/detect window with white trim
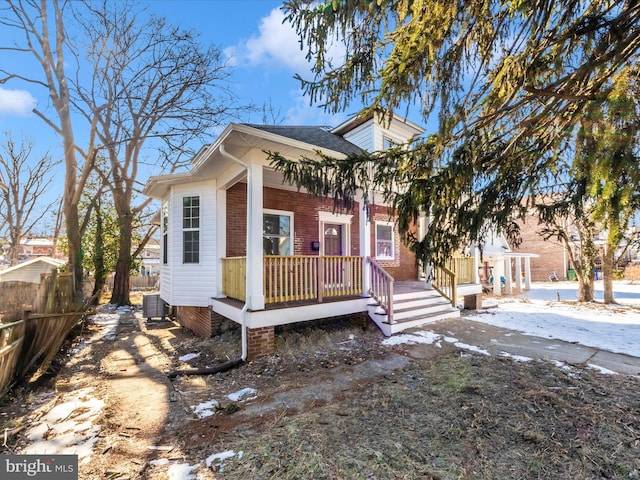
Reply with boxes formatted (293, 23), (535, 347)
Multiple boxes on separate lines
(375, 221), (394, 259)
(263, 210), (293, 255)
(182, 196), (200, 263)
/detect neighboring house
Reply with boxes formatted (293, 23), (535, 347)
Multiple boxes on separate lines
(144, 114), (487, 359)
(0, 257), (65, 284)
(137, 238), (161, 276)
(477, 228), (538, 295)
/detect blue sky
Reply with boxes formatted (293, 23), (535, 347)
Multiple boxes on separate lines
(0, 1), (422, 233)
(0, 1), (356, 137)
(0, 1), (361, 191)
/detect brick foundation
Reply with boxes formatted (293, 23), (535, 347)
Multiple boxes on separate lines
(176, 306), (216, 338)
(247, 326), (275, 360)
(463, 293), (483, 310)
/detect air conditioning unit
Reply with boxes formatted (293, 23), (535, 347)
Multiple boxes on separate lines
(142, 293), (168, 321)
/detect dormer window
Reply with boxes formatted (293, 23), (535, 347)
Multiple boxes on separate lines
(383, 136), (397, 150)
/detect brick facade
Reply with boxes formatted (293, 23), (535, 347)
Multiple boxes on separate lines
(370, 204), (419, 281)
(247, 326), (275, 359)
(511, 214), (569, 282)
(226, 184), (418, 281)
(227, 183), (359, 257)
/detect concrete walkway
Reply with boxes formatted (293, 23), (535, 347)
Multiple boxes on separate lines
(411, 317), (640, 376)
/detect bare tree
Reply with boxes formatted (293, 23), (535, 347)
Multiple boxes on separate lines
(0, 133), (57, 265)
(1, 0), (98, 298)
(1, 0), (242, 305)
(73, 0), (238, 305)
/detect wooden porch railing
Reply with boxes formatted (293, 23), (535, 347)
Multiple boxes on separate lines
(432, 265), (457, 306)
(221, 257), (247, 302)
(432, 256), (476, 306)
(368, 257), (394, 323)
(221, 256), (364, 304)
(448, 256), (476, 284)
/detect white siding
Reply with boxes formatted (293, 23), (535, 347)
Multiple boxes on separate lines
(162, 180), (217, 307)
(342, 120), (374, 151)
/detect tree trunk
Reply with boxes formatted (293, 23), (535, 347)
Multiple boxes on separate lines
(577, 273), (595, 302)
(602, 244), (616, 304)
(65, 199), (84, 304)
(110, 211), (133, 306)
(90, 202), (106, 304)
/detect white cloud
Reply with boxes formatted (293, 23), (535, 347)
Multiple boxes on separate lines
(227, 7), (345, 74)
(0, 87), (36, 116)
(284, 89), (353, 126)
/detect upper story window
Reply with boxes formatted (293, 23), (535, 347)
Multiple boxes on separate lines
(383, 136), (398, 150)
(162, 203), (169, 264)
(375, 221), (394, 260)
(263, 209), (292, 256)
(183, 196), (200, 263)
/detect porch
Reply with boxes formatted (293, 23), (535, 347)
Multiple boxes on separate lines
(211, 255), (482, 335)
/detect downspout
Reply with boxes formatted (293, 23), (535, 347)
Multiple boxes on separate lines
(219, 144), (250, 361)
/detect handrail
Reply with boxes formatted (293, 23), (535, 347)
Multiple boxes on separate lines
(368, 257), (395, 324)
(432, 265), (457, 307)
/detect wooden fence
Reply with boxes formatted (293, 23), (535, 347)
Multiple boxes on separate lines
(104, 274), (159, 292)
(0, 272), (84, 398)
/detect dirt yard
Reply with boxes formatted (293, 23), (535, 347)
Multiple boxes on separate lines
(2, 302), (640, 479)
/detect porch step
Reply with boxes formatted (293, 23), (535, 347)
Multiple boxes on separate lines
(367, 288), (460, 336)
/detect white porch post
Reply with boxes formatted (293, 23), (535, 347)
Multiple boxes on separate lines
(493, 256), (503, 296)
(515, 256), (523, 293)
(247, 162), (265, 310)
(215, 186), (227, 298)
(474, 246), (481, 284)
(524, 257), (532, 290)
(504, 256), (512, 295)
(359, 202), (371, 296)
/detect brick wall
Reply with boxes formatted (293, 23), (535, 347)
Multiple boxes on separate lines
(247, 326), (275, 359)
(226, 183), (418, 281)
(227, 183), (360, 256)
(511, 214), (568, 282)
(176, 306), (215, 338)
(370, 204), (419, 281)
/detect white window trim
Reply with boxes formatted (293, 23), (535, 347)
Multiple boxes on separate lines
(182, 195), (200, 264)
(263, 208), (294, 256)
(375, 221), (395, 260)
(318, 212), (352, 257)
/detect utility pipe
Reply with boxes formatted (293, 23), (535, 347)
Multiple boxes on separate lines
(219, 144), (250, 361)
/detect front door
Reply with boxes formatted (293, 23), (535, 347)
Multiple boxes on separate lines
(324, 224), (343, 256)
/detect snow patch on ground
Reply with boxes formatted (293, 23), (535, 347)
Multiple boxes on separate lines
(21, 387), (104, 463)
(191, 399), (219, 419)
(499, 351), (533, 362)
(228, 388), (257, 402)
(179, 353), (200, 362)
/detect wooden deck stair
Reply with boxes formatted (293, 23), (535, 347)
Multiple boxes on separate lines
(367, 288), (460, 336)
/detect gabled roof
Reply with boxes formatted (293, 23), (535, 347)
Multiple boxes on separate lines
(242, 124), (363, 156)
(0, 256), (65, 276)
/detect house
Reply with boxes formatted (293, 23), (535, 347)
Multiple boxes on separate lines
(143, 114), (488, 359)
(137, 238), (161, 276)
(0, 257), (65, 284)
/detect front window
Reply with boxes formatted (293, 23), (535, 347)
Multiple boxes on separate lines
(183, 196), (200, 263)
(263, 210), (292, 255)
(375, 221), (394, 259)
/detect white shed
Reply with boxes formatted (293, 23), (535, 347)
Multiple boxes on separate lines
(0, 257), (65, 284)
